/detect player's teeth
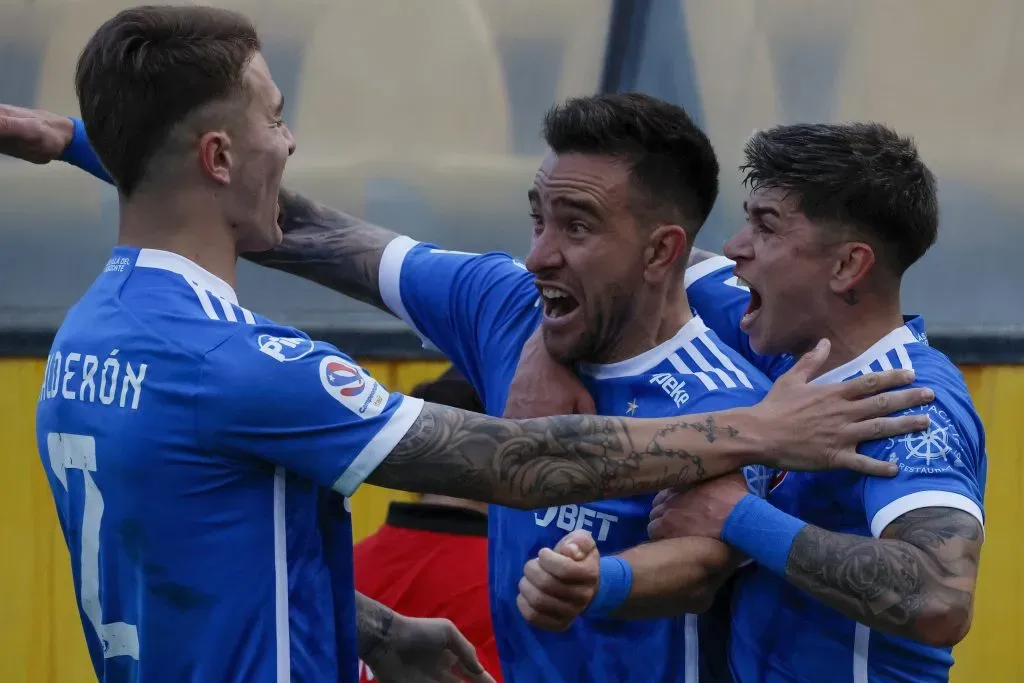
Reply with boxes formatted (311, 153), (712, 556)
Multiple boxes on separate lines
(542, 288), (567, 299)
(736, 277), (750, 288)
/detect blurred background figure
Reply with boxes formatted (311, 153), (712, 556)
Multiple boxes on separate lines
(353, 367), (500, 682)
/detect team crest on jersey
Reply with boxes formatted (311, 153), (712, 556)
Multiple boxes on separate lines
(257, 334), (314, 362)
(319, 356), (388, 418)
(885, 404), (964, 473)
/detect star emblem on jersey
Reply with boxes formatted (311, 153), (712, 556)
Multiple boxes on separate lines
(626, 399), (638, 415)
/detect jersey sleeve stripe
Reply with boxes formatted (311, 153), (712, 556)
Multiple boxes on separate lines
(699, 334), (754, 389)
(683, 338), (736, 388)
(331, 396), (425, 496)
(684, 255), (735, 289)
(377, 236), (439, 351)
(668, 352), (718, 390)
(869, 490), (985, 539)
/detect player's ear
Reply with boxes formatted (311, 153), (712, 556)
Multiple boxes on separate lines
(644, 224), (689, 284)
(197, 130), (233, 186)
(829, 241), (876, 298)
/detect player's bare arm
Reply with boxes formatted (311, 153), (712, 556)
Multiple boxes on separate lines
(517, 531), (737, 630)
(612, 537), (740, 618)
(355, 592), (495, 682)
(785, 508), (982, 647)
(650, 475), (981, 647)
(245, 189), (399, 311)
(368, 347), (934, 508)
(356, 591), (395, 663)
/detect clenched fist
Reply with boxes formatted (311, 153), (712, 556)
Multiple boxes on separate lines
(517, 530), (601, 631)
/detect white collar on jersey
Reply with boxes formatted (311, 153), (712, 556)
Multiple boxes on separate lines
(576, 315), (711, 380)
(811, 323), (919, 385)
(135, 248), (239, 305)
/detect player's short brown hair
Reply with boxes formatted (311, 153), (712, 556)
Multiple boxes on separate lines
(75, 5), (260, 195)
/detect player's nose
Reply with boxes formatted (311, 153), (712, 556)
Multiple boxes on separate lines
(525, 225), (564, 274)
(724, 226), (753, 262)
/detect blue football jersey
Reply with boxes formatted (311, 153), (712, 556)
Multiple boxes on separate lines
(36, 247), (423, 683)
(686, 258), (988, 683)
(378, 237), (775, 683)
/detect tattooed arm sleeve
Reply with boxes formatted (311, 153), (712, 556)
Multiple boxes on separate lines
(783, 395), (986, 648)
(244, 188), (400, 311)
(355, 592), (395, 662)
(785, 508), (982, 647)
(365, 402), (753, 509)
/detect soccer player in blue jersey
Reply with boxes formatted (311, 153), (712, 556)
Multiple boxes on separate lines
(0, 14), (936, 683)
(516, 123), (986, 683)
(2, 79), (940, 683)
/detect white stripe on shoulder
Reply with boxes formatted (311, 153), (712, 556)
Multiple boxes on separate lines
(813, 325), (918, 384)
(682, 338), (736, 388)
(684, 255), (735, 289)
(241, 307), (257, 325)
(699, 334), (754, 389)
(184, 278), (220, 321)
(216, 296), (238, 322)
(668, 352), (717, 390)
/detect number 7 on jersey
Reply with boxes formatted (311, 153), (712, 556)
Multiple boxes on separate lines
(46, 432), (139, 660)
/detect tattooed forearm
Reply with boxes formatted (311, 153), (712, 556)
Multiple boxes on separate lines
(243, 188), (400, 310)
(355, 592), (395, 662)
(785, 508), (982, 647)
(367, 402), (753, 509)
(687, 247), (719, 268)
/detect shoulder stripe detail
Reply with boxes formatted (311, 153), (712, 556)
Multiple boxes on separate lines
(813, 325), (919, 384)
(217, 296), (238, 322)
(699, 334), (754, 389)
(894, 344), (913, 371)
(179, 275), (258, 326)
(185, 279), (220, 320)
(668, 352), (717, 390)
(682, 338), (736, 388)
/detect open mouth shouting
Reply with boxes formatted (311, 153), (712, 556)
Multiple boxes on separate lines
(538, 283), (581, 328)
(735, 275), (763, 332)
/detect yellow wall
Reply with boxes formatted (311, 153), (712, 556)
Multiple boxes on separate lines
(1, 358), (1019, 682)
